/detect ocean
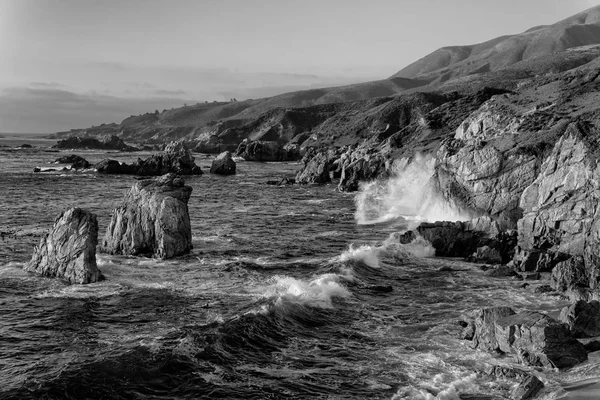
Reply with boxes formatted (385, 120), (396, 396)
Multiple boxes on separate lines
(0, 134), (598, 399)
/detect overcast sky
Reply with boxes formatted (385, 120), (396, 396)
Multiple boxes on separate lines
(1, 0), (598, 133)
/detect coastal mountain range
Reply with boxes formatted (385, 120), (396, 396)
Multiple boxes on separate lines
(54, 5), (600, 153)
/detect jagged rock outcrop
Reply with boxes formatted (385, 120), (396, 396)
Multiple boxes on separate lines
(559, 300), (600, 338)
(512, 375), (544, 400)
(466, 307), (587, 368)
(25, 208), (102, 284)
(295, 150), (334, 184)
(135, 141), (203, 176)
(101, 173), (192, 259)
(95, 142), (203, 176)
(235, 140), (300, 161)
(54, 155), (91, 169)
(209, 151), (236, 175)
(415, 216), (517, 262)
(516, 127), (600, 291)
(53, 135), (139, 151)
(338, 147), (387, 192)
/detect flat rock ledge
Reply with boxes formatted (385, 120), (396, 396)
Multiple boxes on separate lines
(25, 208), (102, 284)
(101, 173), (193, 259)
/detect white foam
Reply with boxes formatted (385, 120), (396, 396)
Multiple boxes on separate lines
(354, 154), (472, 225)
(258, 272), (352, 308)
(340, 244), (382, 268)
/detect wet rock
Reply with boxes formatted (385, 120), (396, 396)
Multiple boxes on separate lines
(486, 365), (530, 381)
(471, 245), (503, 264)
(209, 151), (236, 175)
(469, 306), (587, 368)
(484, 265), (517, 277)
(458, 320), (476, 340)
(559, 300), (600, 338)
(534, 285), (555, 294)
(19, 143), (33, 148)
(94, 159), (137, 174)
(101, 173), (193, 259)
(583, 340), (600, 352)
(135, 141), (203, 176)
(25, 208), (102, 284)
(512, 375), (543, 400)
(54, 154), (91, 169)
(235, 140), (299, 161)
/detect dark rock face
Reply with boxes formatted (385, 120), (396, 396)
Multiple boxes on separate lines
(338, 148), (387, 192)
(94, 159), (138, 174)
(512, 375), (544, 400)
(235, 140), (300, 161)
(468, 306), (587, 369)
(559, 300), (600, 338)
(95, 142), (203, 176)
(25, 208), (102, 284)
(415, 216), (517, 262)
(54, 154), (91, 169)
(550, 256), (588, 292)
(101, 173), (193, 259)
(210, 151), (236, 175)
(53, 135), (139, 151)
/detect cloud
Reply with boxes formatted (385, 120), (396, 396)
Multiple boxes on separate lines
(29, 82), (65, 88)
(0, 87), (194, 133)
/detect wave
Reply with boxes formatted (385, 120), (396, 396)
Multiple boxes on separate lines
(354, 154), (472, 225)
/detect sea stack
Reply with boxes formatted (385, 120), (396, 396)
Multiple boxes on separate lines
(210, 151), (236, 175)
(101, 173), (193, 259)
(25, 208), (102, 284)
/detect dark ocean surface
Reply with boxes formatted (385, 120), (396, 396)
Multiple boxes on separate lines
(1, 134), (599, 399)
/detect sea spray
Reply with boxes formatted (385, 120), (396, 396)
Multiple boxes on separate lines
(354, 154), (472, 225)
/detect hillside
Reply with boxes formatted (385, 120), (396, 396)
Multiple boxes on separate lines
(52, 5), (600, 155)
(391, 5), (600, 83)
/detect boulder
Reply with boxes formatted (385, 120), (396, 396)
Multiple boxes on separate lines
(101, 173), (193, 259)
(469, 307), (587, 368)
(135, 141), (203, 176)
(559, 300), (600, 338)
(25, 208), (102, 284)
(550, 256), (588, 292)
(54, 154), (91, 169)
(94, 159), (137, 174)
(210, 151), (236, 175)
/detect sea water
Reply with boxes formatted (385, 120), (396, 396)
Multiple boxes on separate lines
(0, 136), (597, 399)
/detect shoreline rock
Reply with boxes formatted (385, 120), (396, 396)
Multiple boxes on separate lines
(53, 135), (139, 151)
(101, 173), (193, 259)
(210, 151), (236, 175)
(25, 208), (102, 284)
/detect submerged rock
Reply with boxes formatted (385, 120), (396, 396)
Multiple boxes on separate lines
(210, 151), (236, 175)
(25, 208), (102, 284)
(101, 173), (193, 259)
(468, 306), (587, 368)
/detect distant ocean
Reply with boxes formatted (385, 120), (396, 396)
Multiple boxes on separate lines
(0, 137), (596, 399)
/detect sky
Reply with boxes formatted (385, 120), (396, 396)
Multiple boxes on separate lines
(1, 0), (599, 133)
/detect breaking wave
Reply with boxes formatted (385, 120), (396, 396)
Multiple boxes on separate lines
(354, 154), (472, 225)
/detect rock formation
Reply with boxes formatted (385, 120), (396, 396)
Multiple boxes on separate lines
(466, 306), (587, 368)
(53, 135), (139, 151)
(94, 141), (203, 176)
(235, 140), (300, 162)
(559, 300), (600, 338)
(25, 208), (102, 284)
(54, 154), (91, 169)
(101, 173), (193, 259)
(295, 150), (333, 184)
(209, 151), (236, 175)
